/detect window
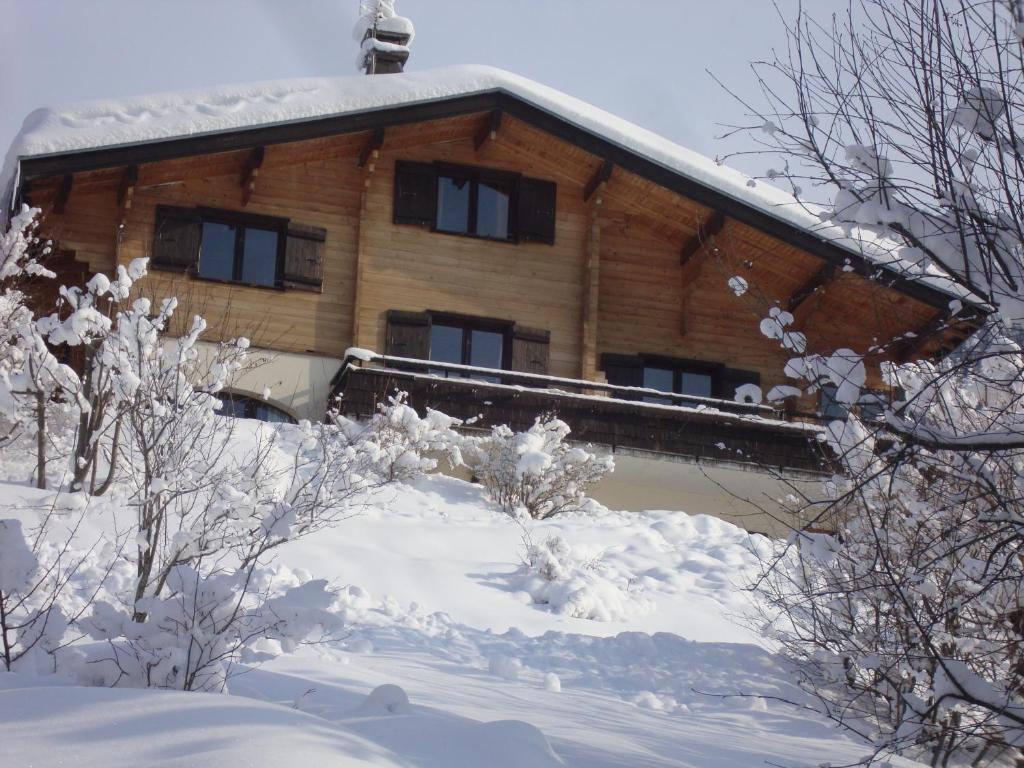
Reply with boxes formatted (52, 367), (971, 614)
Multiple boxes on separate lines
(819, 387), (891, 423)
(602, 353), (756, 405)
(434, 167), (514, 240)
(217, 393), (295, 424)
(640, 364), (713, 404)
(152, 206), (327, 291)
(197, 210), (284, 287)
(434, 170), (514, 240)
(384, 310), (551, 377)
(428, 315), (508, 382)
(393, 161), (557, 244)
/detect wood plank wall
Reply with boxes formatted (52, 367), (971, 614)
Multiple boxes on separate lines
(24, 112), (945, 413)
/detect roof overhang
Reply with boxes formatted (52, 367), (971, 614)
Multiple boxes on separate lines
(13, 88), (984, 316)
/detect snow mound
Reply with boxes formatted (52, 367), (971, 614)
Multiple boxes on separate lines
(359, 683), (412, 715)
(1, 682), (565, 768)
(515, 535), (652, 622)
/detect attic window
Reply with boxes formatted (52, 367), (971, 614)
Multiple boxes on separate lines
(394, 161), (556, 245)
(436, 169), (513, 240)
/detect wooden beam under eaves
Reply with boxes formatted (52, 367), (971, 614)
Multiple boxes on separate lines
(787, 263), (836, 313)
(358, 127), (386, 168)
(240, 146), (265, 206)
(583, 160), (613, 202)
(679, 211), (725, 266)
(895, 310), (950, 362)
(117, 165), (138, 210)
(473, 110), (502, 151)
(53, 174), (73, 215)
(678, 211), (727, 337)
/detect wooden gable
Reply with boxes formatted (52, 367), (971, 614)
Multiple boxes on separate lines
(19, 102), (980, 417)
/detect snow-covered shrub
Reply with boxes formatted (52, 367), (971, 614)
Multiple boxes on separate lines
(0, 508), (110, 674)
(517, 534), (649, 622)
(81, 567), (342, 692)
(0, 519), (61, 672)
(466, 418), (613, 520)
(331, 391), (463, 483)
(0, 206), (78, 488)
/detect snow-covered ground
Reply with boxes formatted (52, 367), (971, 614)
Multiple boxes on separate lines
(0, 472), (915, 767)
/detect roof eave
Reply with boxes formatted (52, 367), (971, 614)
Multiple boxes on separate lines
(13, 88), (983, 316)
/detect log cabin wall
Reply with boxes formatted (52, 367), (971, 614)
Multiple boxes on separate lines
(22, 109), (954, 420)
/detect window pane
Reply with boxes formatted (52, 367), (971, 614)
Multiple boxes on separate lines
(643, 367), (674, 392)
(642, 367), (674, 404)
(858, 393), (887, 423)
(199, 222), (236, 281)
(430, 324), (463, 365)
(469, 329), (503, 370)
(253, 400), (293, 423)
(436, 176), (470, 233)
(820, 384), (848, 421)
(681, 372), (713, 398)
(240, 227), (279, 287)
(218, 393), (248, 419)
(476, 179), (511, 239)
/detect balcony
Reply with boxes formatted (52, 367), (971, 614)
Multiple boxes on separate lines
(333, 352), (830, 476)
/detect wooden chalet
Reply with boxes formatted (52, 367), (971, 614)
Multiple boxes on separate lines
(2, 52), (982, 534)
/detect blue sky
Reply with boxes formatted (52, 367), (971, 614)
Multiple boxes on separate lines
(1, 1), (843, 177)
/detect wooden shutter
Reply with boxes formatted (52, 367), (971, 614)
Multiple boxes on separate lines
(517, 177), (556, 244)
(601, 353), (644, 399)
(720, 368), (761, 402)
(393, 161), (437, 226)
(385, 310), (431, 360)
(283, 223), (326, 291)
(152, 205), (200, 272)
(510, 325), (550, 375)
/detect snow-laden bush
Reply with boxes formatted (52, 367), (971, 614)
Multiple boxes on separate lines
(81, 566), (342, 692)
(516, 534), (649, 622)
(0, 518), (66, 673)
(331, 392), (463, 483)
(0, 209), (460, 691)
(466, 418), (613, 520)
(0, 206), (78, 488)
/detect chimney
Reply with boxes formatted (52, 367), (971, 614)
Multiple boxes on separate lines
(356, 1), (414, 75)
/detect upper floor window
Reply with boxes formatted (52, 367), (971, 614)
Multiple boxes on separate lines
(393, 161), (557, 245)
(152, 205), (326, 292)
(436, 169), (514, 240)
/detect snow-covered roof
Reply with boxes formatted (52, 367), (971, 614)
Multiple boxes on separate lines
(2, 65), (978, 306)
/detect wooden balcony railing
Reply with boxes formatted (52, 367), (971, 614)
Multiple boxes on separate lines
(333, 352), (831, 475)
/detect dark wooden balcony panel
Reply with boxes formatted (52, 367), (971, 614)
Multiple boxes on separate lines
(335, 364), (829, 475)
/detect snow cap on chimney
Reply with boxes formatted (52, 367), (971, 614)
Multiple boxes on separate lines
(354, 1), (415, 75)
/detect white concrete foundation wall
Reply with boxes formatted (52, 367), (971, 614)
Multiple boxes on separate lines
(194, 342), (340, 422)
(588, 449), (827, 538)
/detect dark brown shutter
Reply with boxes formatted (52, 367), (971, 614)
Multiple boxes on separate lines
(510, 326), (550, 375)
(517, 177), (556, 244)
(385, 310), (431, 360)
(152, 205), (200, 272)
(601, 353), (644, 399)
(393, 161), (437, 226)
(283, 223), (326, 291)
(720, 368), (761, 402)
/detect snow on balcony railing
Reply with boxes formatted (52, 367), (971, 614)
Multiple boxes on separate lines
(337, 348), (825, 435)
